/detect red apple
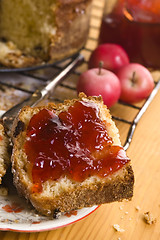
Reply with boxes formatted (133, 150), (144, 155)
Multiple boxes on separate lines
(116, 63), (154, 103)
(77, 68), (121, 108)
(88, 44), (129, 72)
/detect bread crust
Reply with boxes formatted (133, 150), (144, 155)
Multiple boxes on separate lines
(0, 123), (11, 183)
(27, 164), (134, 216)
(11, 93), (134, 216)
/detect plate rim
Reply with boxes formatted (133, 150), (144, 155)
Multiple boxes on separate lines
(0, 205), (100, 232)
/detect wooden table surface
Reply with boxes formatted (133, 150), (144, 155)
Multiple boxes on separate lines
(1, 0), (160, 239)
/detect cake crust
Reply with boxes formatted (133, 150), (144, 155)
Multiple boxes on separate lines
(0, 0), (92, 68)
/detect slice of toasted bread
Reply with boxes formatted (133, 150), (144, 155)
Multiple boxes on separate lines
(0, 123), (10, 183)
(11, 93), (134, 217)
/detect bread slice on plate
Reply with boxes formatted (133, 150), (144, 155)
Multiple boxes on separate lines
(0, 123), (10, 184)
(11, 93), (134, 217)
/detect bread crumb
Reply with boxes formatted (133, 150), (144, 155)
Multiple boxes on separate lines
(0, 186), (8, 196)
(143, 212), (156, 225)
(135, 206), (141, 211)
(125, 211), (128, 215)
(113, 224), (125, 232)
(117, 238), (121, 240)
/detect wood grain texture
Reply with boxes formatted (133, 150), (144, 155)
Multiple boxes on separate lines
(1, 0), (160, 239)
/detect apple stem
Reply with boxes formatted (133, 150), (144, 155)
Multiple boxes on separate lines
(131, 71), (136, 86)
(98, 61), (104, 75)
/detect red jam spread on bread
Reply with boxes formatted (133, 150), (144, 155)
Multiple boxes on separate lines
(25, 101), (130, 192)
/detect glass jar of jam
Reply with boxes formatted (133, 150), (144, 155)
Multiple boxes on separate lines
(99, 0), (160, 68)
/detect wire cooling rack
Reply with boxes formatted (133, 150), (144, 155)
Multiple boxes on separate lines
(0, 0), (160, 150)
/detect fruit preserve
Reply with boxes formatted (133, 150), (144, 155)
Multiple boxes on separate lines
(25, 101), (130, 191)
(99, 0), (160, 68)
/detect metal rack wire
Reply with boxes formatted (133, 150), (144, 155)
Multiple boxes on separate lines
(0, 0), (160, 150)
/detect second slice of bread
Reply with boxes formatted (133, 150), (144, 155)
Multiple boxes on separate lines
(11, 93), (134, 217)
(0, 123), (10, 184)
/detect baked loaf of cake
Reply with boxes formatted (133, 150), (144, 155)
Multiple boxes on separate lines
(11, 93), (134, 217)
(0, 0), (92, 68)
(0, 123), (10, 184)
